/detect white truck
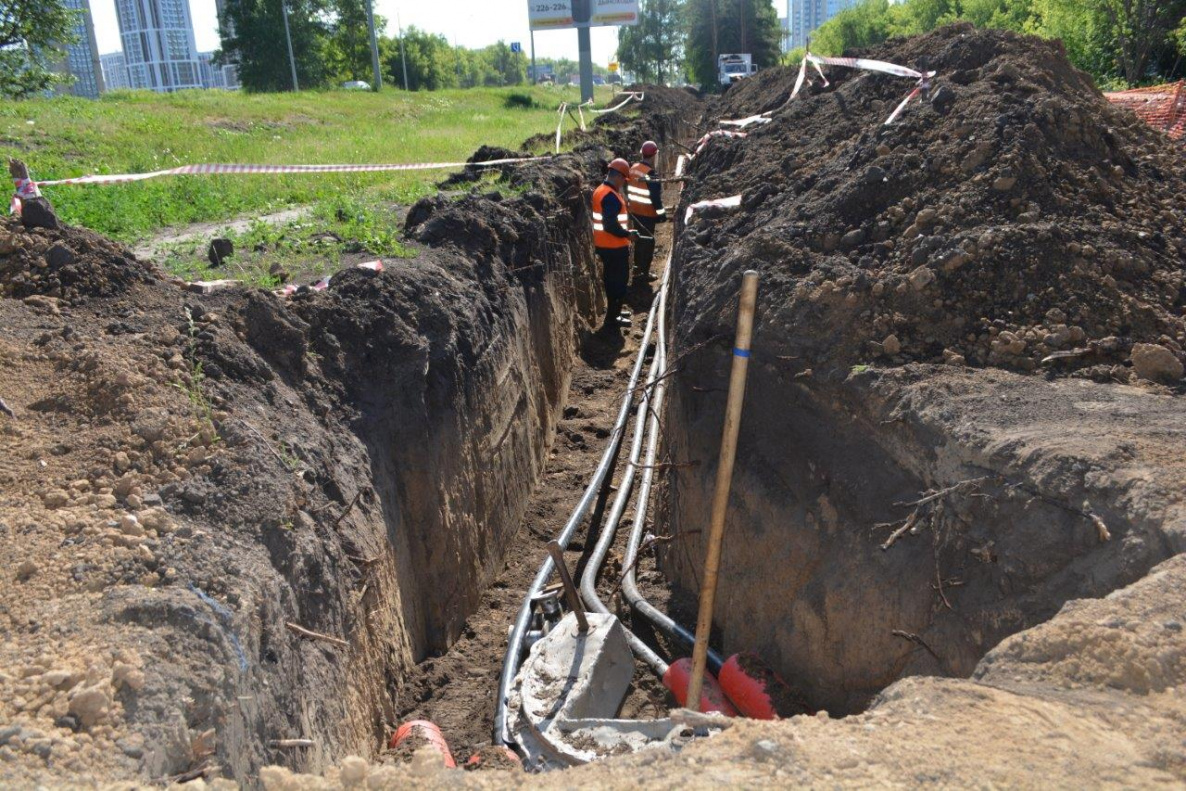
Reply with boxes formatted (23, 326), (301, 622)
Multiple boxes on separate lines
(718, 53), (757, 86)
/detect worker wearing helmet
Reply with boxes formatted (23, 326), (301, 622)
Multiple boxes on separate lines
(592, 157), (637, 332)
(627, 140), (667, 285)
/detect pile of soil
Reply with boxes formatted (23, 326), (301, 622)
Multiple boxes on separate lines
(682, 25), (1186, 384)
(0, 223), (157, 302)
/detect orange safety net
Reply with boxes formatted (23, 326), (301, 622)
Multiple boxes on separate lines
(1104, 81), (1186, 140)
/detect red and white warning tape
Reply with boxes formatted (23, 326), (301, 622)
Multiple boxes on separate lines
(684, 194), (741, 223)
(718, 114), (772, 129)
(691, 129), (748, 157)
(589, 92), (644, 114)
(10, 177), (41, 215)
(278, 259), (383, 297)
(23, 157), (535, 189)
(555, 92), (644, 152)
(791, 52), (937, 126)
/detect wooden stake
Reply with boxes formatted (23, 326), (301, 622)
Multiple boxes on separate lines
(685, 270), (759, 712)
(546, 540), (589, 633)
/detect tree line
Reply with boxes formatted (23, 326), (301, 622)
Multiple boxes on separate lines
(216, 0), (533, 92)
(802, 0), (1186, 88)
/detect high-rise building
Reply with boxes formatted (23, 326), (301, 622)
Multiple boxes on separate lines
(196, 51), (240, 89)
(790, 0), (860, 50)
(57, 0), (105, 98)
(114, 0), (202, 91)
(100, 52), (131, 91)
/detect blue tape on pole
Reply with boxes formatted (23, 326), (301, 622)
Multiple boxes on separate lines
(733, 348), (751, 358)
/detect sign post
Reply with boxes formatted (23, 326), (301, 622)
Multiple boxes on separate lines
(530, 31), (536, 85)
(578, 26), (593, 102)
(527, 0), (639, 103)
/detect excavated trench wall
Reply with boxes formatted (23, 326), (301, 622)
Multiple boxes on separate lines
(188, 95), (702, 780)
(0, 90), (702, 785)
(662, 290), (1184, 715)
(154, 160), (609, 780)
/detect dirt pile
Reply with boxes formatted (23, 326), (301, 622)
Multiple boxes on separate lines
(661, 24), (1186, 737)
(0, 223), (157, 302)
(685, 24), (1186, 384)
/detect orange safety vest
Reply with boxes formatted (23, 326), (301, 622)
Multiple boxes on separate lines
(592, 183), (630, 249)
(627, 161), (664, 219)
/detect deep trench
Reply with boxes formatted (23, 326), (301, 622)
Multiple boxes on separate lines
(271, 103), (1172, 776)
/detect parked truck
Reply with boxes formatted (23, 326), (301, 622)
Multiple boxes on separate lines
(718, 53), (757, 86)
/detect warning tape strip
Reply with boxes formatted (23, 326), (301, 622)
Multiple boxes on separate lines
(691, 130), (748, 157)
(807, 54), (928, 80)
(588, 92), (644, 115)
(718, 115), (772, 129)
(788, 52), (936, 126)
(555, 92), (644, 152)
(684, 194), (741, 223)
(25, 157), (536, 188)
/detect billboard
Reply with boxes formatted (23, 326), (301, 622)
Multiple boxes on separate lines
(528, 0), (640, 30)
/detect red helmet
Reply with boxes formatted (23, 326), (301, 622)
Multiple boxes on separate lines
(608, 158), (631, 177)
(641, 140), (658, 157)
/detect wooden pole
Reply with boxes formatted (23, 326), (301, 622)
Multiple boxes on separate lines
(546, 540), (589, 633)
(685, 270), (759, 712)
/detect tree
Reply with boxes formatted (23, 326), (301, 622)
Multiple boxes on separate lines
(1080, 0), (1186, 84)
(220, 0), (334, 91)
(0, 0), (78, 98)
(808, 0), (893, 54)
(326, 0), (383, 83)
(481, 41), (526, 86)
(380, 26), (456, 90)
(685, 0), (782, 88)
(618, 0), (685, 84)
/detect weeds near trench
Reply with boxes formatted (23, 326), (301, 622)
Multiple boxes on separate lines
(173, 308), (219, 440)
(277, 440), (302, 473)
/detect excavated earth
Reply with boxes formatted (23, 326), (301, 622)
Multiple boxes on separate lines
(0, 88), (701, 786)
(2, 28), (1186, 788)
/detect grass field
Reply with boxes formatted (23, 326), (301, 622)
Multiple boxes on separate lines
(3, 84), (612, 245)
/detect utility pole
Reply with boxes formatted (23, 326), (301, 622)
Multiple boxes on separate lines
(365, 0), (382, 91)
(578, 26), (593, 102)
(281, 0), (298, 91)
(530, 29), (536, 85)
(397, 10), (409, 90)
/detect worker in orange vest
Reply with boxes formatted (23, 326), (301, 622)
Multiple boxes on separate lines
(592, 158), (637, 332)
(626, 140), (667, 284)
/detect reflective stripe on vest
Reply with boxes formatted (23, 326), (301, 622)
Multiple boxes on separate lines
(627, 162), (663, 218)
(592, 183), (630, 249)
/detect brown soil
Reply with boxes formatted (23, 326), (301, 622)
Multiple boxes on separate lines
(0, 85), (706, 786)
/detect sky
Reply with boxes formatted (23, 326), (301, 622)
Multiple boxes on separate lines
(90, 0), (623, 64)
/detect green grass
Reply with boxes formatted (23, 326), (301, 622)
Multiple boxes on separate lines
(3, 84), (614, 244)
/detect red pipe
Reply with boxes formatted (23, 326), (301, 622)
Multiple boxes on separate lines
(389, 720), (457, 768)
(662, 658), (738, 716)
(718, 652), (809, 719)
